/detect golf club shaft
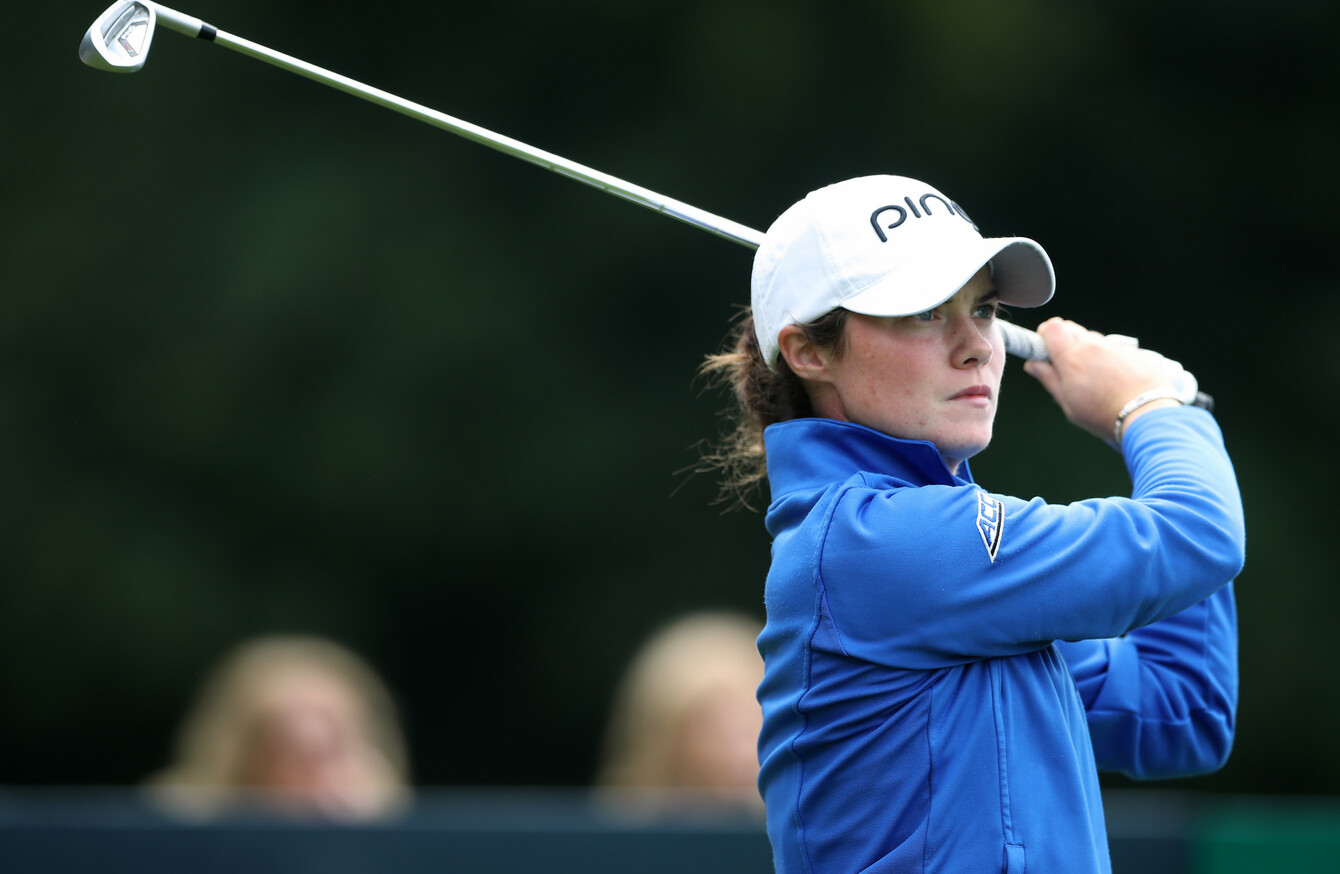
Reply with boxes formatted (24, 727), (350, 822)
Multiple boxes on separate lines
(142, 5), (1058, 358)
(129, 2), (1214, 408)
(149, 5), (762, 250)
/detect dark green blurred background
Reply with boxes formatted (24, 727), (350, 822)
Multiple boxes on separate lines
(5, 0), (1335, 796)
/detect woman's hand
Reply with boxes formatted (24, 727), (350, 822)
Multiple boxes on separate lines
(1022, 318), (1183, 443)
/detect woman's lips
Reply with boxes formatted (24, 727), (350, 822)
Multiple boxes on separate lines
(950, 386), (994, 403)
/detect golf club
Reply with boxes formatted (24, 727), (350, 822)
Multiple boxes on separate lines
(79, 0), (1211, 409)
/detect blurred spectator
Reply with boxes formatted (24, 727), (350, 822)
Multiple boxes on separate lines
(595, 611), (765, 817)
(145, 634), (410, 822)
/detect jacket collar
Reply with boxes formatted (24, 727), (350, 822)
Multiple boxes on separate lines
(764, 418), (972, 499)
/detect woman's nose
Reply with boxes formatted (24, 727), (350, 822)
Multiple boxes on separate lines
(951, 315), (995, 367)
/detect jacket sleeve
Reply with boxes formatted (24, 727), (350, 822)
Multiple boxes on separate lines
(817, 407), (1246, 669)
(1055, 580), (1238, 779)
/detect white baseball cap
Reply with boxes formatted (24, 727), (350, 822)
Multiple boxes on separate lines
(751, 175), (1055, 369)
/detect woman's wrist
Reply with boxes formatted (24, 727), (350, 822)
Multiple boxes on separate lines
(1113, 391), (1184, 444)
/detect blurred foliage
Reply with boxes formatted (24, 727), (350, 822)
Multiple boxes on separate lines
(3, 0), (1336, 794)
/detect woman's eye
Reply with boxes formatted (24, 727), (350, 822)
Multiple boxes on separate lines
(973, 303), (999, 319)
(912, 309), (936, 322)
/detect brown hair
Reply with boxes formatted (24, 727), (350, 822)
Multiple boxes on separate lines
(696, 307), (849, 510)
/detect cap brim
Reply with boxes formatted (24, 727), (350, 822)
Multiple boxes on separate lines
(841, 236), (1054, 318)
(990, 238), (1055, 308)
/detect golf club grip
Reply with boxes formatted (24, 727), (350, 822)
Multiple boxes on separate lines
(999, 322), (1214, 411)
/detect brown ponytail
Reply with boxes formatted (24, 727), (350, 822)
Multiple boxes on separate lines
(696, 307), (848, 510)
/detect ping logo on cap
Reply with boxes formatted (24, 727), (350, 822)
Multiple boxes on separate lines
(869, 194), (977, 242)
(975, 490), (1004, 563)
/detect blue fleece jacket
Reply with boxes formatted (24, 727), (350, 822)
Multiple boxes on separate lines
(756, 407), (1244, 874)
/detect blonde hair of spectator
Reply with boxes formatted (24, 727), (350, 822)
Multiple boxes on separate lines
(145, 634), (410, 822)
(596, 611), (765, 816)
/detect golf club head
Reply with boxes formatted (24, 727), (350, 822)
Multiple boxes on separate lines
(80, 1), (156, 72)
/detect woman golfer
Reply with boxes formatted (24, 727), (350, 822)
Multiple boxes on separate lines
(703, 175), (1244, 873)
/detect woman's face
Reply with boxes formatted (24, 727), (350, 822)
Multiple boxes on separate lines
(808, 267), (1004, 473)
(239, 667), (397, 819)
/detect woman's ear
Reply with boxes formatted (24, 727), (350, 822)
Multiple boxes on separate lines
(777, 325), (833, 383)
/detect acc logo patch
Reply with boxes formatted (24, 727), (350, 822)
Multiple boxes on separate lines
(975, 491), (1005, 563)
